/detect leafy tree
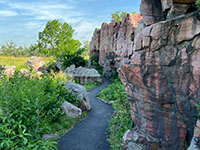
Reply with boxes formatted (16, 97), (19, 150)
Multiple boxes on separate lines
(111, 11), (127, 22)
(0, 41), (41, 57)
(38, 19), (81, 58)
(28, 44), (41, 56)
(0, 41), (17, 56)
(82, 40), (90, 59)
(111, 11), (137, 22)
(61, 48), (88, 68)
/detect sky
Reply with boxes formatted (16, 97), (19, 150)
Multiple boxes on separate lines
(0, 0), (140, 46)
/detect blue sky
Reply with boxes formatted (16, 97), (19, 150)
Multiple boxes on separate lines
(0, 0), (140, 46)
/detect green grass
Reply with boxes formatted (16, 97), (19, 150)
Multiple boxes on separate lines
(83, 81), (101, 91)
(49, 112), (87, 136)
(0, 56), (49, 70)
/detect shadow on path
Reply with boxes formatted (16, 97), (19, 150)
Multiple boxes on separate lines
(58, 78), (114, 150)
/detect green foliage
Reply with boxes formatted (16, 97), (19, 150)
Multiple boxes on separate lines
(111, 11), (127, 22)
(0, 41), (40, 57)
(98, 78), (124, 102)
(111, 11), (137, 22)
(196, 0), (200, 10)
(49, 112), (87, 136)
(90, 55), (103, 75)
(50, 70), (72, 83)
(98, 78), (133, 150)
(83, 81), (101, 91)
(38, 20), (81, 58)
(82, 41), (90, 60)
(61, 48), (88, 68)
(0, 73), (80, 149)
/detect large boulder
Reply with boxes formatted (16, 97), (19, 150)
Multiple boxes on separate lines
(188, 120), (200, 150)
(119, 11), (200, 149)
(65, 65), (102, 84)
(20, 69), (30, 76)
(62, 101), (82, 118)
(26, 56), (46, 71)
(3, 66), (16, 76)
(65, 81), (91, 111)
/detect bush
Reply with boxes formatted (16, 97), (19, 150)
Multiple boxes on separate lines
(98, 78), (124, 102)
(98, 78), (133, 150)
(196, 0), (200, 10)
(50, 70), (73, 83)
(0, 73), (79, 149)
(83, 81), (101, 91)
(90, 55), (103, 75)
(61, 49), (88, 68)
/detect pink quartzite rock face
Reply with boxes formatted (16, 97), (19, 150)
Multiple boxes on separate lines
(140, 0), (164, 25)
(89, 14), (142, 77)
(140, 0), (197, 25)
(119, 11), (200, 150)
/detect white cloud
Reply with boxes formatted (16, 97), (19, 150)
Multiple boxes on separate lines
(24, 22), (45, 30)
(74, 20), (100, 41)
(7, 1), (79, 21)
(0, 0), (101, 45)
(0, 10), (18, 16)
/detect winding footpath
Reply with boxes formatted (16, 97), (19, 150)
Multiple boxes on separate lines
(58, 78), (114, 150)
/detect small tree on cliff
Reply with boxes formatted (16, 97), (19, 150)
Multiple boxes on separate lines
(38, 19), (81, 58)
(111, 11), (137, 22)
(111, 11), (127, 22)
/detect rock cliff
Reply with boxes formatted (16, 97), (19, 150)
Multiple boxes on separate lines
(89, 14), (142, 77)
(90, 0), (200, 149)
(120, 11), (200, 149)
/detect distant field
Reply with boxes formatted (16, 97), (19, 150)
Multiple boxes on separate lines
(0, 56), (49, 70)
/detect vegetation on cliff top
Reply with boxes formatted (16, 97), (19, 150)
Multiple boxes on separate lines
(111, 11), (136, 22)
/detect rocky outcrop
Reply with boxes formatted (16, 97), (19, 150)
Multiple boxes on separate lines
(3, 66), (16, 76)
(26, 56), (46, 71)
(65, 65), (102, 84)
(140, 0), (164, 26)
(140, 0), (197, 24)
(65, 81), (91, 111)
(119, 11), (200, 149)
(89, 13), (142, 77)
(62, 101), (82, 118)
(188, 120), (200, 150)
(20, 69), (30, 76)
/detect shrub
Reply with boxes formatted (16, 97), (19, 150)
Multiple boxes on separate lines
(0, 73), (79, 149)
(98, 78), (124, 102)
(61, 49), (88, 68)
(90, 55), (103, 75)
(98, 77), (133, 150)
(50, 70), (73, 83)
(83, 81), (101, 91)
(196, 0), (200, 10)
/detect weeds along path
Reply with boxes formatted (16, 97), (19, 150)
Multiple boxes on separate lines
(58, 78), (114, 150)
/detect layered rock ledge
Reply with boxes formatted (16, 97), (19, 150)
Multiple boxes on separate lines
(119, 11), (200, 149)
(89, 14), (142, 77)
